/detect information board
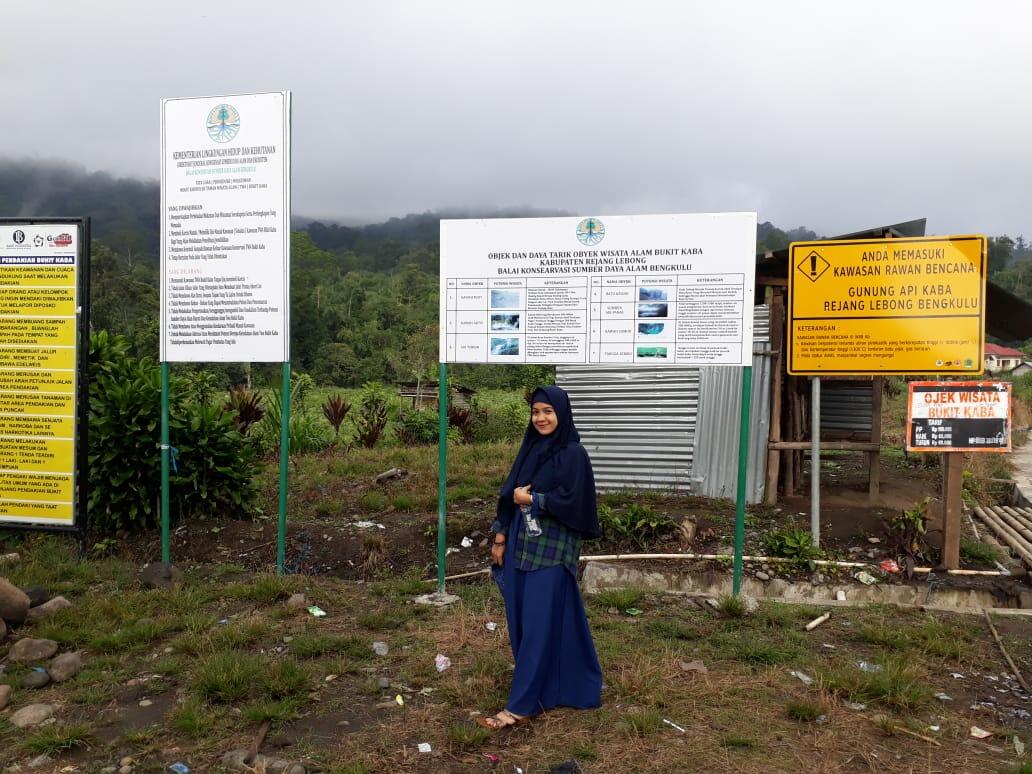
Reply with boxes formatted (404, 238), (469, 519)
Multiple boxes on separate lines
(0, 220), (86, 529)
(907, 381), (1010, 452)
(161, 92), (291, 362)
(440, 213), (757, 365)
(787, 235), (986, 375)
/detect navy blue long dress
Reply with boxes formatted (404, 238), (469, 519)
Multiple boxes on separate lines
(491, 385), (603, 717)
(498, 513), (603, 716)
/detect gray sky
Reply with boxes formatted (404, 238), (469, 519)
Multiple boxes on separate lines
(3, 1), (1031, 236)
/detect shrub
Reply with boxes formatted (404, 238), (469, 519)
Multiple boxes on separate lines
(322, 394), (352, 439)
(171, 402), (257, 517)
(395, 408), (440, 445)
(255, 375), (334, 455)
(225, 386), (265, 435)
(598, 502), (675, 548)
(448, 404), (476, 443)
(471, 396), (527, 443)
(88, 331), (258, 534)
(351, 382), (391, 448)
(763, 528), (822, 561)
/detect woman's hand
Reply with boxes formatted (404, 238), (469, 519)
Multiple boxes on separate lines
(513, 485), (533, 506)
(491, 536), (505, 566)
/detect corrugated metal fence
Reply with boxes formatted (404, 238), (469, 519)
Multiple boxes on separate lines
(557, 306), (771, 501)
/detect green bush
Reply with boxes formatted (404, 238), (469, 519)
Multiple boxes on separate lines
(598, 502), (675, 548)
(350, 382), (392, 448)
(763, 528), (823, 561)
(471, 396), (527, 443)
(253, 372), (334, 455)
(88, 331), (258, 534)
(395, 408), (439, 445)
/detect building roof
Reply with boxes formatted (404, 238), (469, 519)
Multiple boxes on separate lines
(985, 343), (1026, 358)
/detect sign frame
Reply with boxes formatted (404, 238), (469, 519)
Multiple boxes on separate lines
(906, 380), (1011, 453)
(0, 217), (90, 534)
(787, 235), (987, 376)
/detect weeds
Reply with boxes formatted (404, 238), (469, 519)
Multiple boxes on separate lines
(763, 528), (822, 561)
(446, 722), (490, 749)
(960, 537), (1001, 566)
(820, 656), (932, 710)
(593, 587), (645, 611)
(22, 723), (92, 754)
(192, 652), (264, 703)
(170, 699), (218, 738)
(618, 708), (664, 737)
(716, 594), (746, 618)
(243, 698), (302, 725)
(720, 733), (757, 749)
(786, 698), (825, 722)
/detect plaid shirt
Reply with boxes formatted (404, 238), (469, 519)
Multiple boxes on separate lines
(492, 494), (582, 574)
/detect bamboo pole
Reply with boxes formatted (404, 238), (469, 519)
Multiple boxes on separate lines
(973, 507), (1032, 566)
(998, 506), (1032, 541)
(435, 554), (1012, 582)
(986, 506), (1032, 550)
(983, 609), (1030, 692)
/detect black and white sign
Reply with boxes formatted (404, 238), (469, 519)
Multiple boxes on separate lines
(907, 381), (1011, 452)
(161, 92), (291, 362)
(439, 213), (757, 366)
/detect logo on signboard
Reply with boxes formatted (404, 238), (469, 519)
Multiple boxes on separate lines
(796, 249), (830, 282)
(32, 235), (44, 247)
(12, 230), (25, 244)
(575, 218), (605, 246)
(52, 233), (73, 247)
(206, 104), (240, 143)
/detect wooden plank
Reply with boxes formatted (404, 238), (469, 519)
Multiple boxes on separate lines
(868, 377), (884, 503)
(769, 441), (881, 451)
(941, 453), (963, 570)
(764, 290), (785, 505)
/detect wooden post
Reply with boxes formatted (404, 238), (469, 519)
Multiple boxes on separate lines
(941, 452), (963, 570)
(765, 291), (785, 504)
(867, 377), (883, 503)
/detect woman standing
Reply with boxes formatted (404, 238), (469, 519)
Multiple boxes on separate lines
(477, 385), (603, 730)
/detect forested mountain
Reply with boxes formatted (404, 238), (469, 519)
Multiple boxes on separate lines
(3, 158), (1030, 386)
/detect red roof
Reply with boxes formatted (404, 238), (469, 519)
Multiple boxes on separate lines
(985, 343), (1026, 358)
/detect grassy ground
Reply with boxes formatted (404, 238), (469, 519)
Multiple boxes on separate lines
(0, 538), (1029, 773)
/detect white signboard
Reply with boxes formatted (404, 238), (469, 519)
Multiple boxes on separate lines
(440, 213), (757, 365)
(161, 92), (290, 362)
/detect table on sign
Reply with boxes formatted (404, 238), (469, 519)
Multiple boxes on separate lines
(444, 273), (746, 365)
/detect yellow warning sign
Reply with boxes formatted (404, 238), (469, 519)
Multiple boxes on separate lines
(788, 235), (986, 375)
(0, 223), (81, 529)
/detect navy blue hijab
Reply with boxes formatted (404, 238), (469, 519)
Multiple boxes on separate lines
(497, 385), (600, 538)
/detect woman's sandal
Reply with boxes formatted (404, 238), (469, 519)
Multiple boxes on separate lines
(475, 709), (529, 730)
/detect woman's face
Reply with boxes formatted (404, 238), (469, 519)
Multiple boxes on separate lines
(532, 402), (559, 436)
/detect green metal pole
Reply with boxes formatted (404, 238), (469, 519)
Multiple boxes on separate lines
(436, 363), (449, 594)
(277, 362), (291, 574)
(160, 361), (171, 564)
(732, 365), (753, 596)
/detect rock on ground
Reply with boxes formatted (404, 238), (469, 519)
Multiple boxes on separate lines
(0, 617), (6, 640)
(21, 586), (49, 608)
(26, 596), (72, 622)
(0, 684), (11, 711)
(0, 577), (30, 625)
(139, 562), (183, 590)
(285, 593), (307, 610)
(48, 651), (84, 682)
(21, 671), (51, 689)
(222, 749), (308, 773)
(9, 703), (55, 729)
(8, 638), (59, 663)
